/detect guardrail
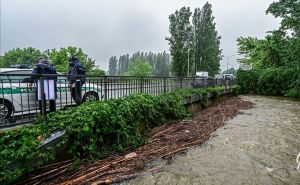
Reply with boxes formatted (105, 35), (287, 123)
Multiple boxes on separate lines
(0, 74), (235, 127)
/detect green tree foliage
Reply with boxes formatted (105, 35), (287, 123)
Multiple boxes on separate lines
(0, 46), (104, 75)
(166, 7), (194, 77)
(153, 51), (170, 77)
(113, 52), (170, 76)
(237, 0), (300, 98)
(0, 47), (45, 68)
(236, 70), (260, 94)
(130, 51), (170, 76)
(266, 0), (300, 36)
(117, 54), (129, 75)
(237, 0), (300, 69)
(237, 31), (294, 69)
(193, 2), (222, 76)
(145, 52), (156, 69)
(125, 58), (152, 76)
(88, 67), (105, 76)
(265, 0), (300, 68)
(45, 46), (96, 73)
(108, 56), (118, 76)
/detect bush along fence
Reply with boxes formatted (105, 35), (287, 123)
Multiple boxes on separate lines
(236, 68), (300, 98)
(0, 85), (240, 184)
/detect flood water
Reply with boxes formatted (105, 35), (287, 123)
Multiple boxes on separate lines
(121, 95), (300, 185)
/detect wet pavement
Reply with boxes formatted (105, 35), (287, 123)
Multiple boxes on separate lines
(121, 95), (300, 185)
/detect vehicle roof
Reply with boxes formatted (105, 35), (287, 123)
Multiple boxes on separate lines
(0, 68), (33, 73)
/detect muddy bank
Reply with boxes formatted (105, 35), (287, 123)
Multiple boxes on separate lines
(21, 96), (252, 184)
(122, 95), (300, 185)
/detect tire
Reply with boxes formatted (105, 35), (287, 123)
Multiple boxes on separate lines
(0, 100), (13, 118)
(83, 92), (99, 102)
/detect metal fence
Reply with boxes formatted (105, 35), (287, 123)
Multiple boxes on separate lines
(0, 73), (235, 127)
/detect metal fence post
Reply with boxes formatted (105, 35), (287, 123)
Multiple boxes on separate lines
(140, 77), (144, 93)
(39, 75), (46, 116)
(104, 76), (108, 100)
(180, 78), (183, 89)
(163, 77), (167, 93)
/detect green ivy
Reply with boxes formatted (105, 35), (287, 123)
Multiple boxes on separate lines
(0, 86), (227, 184)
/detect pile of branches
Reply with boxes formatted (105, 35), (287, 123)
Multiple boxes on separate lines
(19, 96), (253, 185)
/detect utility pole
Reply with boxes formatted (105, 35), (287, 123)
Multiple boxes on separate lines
(227, 57), (228, 71)
(193, 24), (196, 76)
(187, 48), (190, 77)
(225, 54), (236, 71)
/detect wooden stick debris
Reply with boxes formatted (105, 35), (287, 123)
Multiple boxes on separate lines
(21, 97), (253, 185)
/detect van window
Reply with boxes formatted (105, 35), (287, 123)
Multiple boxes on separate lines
(57, 76), (68, 84)
(3, 70), (33, 82)
(0, 75), (9, 82)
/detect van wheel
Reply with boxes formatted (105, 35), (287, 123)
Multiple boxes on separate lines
(83, 92), (99, 102)
(0, 101), (13, 118)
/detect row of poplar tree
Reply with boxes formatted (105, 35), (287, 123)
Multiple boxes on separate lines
(108, 51), (170, 76)
(167, 2), (222, 77)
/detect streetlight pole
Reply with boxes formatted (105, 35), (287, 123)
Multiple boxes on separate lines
(227, 57), (228, 71)
(225, 54), (236, 71)
(187, 48), (190, 77)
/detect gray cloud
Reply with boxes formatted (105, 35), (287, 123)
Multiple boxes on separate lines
(1, 0), (280, 71)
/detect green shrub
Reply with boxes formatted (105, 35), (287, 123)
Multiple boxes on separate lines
(0, 86), (228, 183)
(233, 85), (241, 95)
(236, 69), (260, 93)
(236, 67), (300, 98)
(207, 87), (221, 101)
(284, 73), (300, 98)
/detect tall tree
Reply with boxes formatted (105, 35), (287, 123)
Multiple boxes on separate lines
(166, 7), (194, 77)
(117, 54), (129, 75)
(108, 56), (118, 75)
(193, 7), (201, 74)
(153, 52), (170, 77)
(147, 52), (156, 70)
(193, 2), (222, 76)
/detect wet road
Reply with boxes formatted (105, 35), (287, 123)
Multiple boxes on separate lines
(121, 95), (300, 185)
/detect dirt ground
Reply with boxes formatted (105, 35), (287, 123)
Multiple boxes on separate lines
(20, 96), (253, 185)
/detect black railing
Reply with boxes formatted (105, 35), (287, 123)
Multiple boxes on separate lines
(0, 74), (235, 127)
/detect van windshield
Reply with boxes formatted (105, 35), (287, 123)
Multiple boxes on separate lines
(0, 70), (32, 83)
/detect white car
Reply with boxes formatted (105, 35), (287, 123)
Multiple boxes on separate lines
(0, 68), (104, 118)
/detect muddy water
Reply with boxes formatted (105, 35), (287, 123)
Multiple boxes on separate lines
(121, 95), (300, 185)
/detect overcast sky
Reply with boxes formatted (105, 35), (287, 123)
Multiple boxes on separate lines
(0, 0), (280, 71)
